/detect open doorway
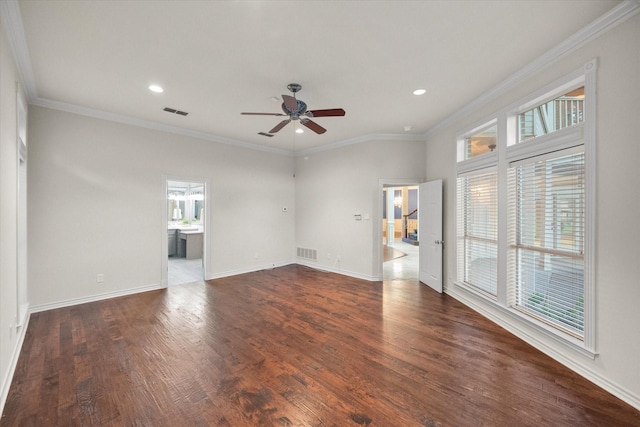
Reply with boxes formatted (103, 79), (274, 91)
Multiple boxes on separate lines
(382, 184), (419, 281)
(166, 179), (206, 285)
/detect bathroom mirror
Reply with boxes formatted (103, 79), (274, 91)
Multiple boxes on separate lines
(167, 181), (204, 224)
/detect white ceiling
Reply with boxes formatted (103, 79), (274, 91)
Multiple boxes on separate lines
(13, 0), (620, 153)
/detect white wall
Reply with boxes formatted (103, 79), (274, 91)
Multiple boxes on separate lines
(295, 139), (426, 280)
(0, 18), (24, 413)
(27, 106), (296, 308)
(426, 14), (640, 408)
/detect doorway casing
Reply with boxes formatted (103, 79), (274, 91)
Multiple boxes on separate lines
(376, 178), (422, 280)
(161, 176), (211, 287)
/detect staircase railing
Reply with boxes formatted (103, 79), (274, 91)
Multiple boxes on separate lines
(402, 209), (418, 240)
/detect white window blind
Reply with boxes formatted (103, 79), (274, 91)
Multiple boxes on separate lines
(457, 169), (498, 296)
(509, 150), (585, 337)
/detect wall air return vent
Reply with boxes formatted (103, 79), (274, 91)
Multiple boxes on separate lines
(297, 247), (317, 261)
(163, 107), (189, 116)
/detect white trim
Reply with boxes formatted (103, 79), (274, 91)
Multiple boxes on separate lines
(162, 176), (211, 287)
(31, 98), (424, 158)
(2, 0), (637, 157)
(295, 260), (380, 282)
(456, 152), (498, 175)
(376, 178), (425, 280)
(0, 310), (30, 418)
(0, 0), (37, 102)
(507, 140), (585, 167)
(505, 125), (584, 164)
(582, 58), (597, 353)
(207, 261), (379, 282)
(295, 133), (425, 157)
(425, 1), (640, 140)
(205, 260), (296, 280)
(31, 98), (293, 157)
(29, 282), (166, 314)
(447, 285), (640, 411)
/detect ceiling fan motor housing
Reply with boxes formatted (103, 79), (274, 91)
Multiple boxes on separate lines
(287, 83), (302, 93)
(281, 99), (307, 118)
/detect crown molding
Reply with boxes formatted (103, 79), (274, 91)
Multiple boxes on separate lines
(0, 0), (37, 101)
(295, 133), (425, 157)
(424, 0), (640, 140)
(4, 0), (638, 155)
(32, 97), (421, 157)
(31, 97), (294, 156)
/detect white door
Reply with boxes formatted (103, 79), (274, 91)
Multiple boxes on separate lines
(419, 180), (443, 293)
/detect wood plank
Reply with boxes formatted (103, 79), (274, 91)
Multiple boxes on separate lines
(1, 265), (638, 426)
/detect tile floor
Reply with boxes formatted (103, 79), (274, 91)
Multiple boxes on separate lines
(168, 257), (204, 286)
(383, 239), (418, 281)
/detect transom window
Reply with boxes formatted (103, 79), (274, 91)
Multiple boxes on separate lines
(463, 124), (497, 159)
(518, 86), (584, 142)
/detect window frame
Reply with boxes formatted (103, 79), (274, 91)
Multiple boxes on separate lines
(456, 166), (499, 298)
(454, 60), (596, 356)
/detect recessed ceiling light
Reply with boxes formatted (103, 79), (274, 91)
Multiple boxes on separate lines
(295, 128), (304, 134)
(404, 125), (412, 132)
(413, 89), (426, 96)
(149, 85), (164, 93)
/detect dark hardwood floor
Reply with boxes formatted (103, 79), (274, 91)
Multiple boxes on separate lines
(2, 265), (638, 426)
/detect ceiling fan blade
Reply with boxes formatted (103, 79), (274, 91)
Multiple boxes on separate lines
(306, 108), (346, 117)
(241, 112), (286, 116)
(282, 94), (298, 112)
(300, 118), (327, 134)
(269, 119), (291, 133)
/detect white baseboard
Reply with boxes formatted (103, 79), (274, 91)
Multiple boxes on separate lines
(29, 282), (166, 313)
(295, 260), (379, 282)
(0, 310), (31, 418)
(447, 286), (640, 411)
(205, 260), (296, 280)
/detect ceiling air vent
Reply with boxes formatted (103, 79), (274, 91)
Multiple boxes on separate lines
(258, 132), (274, 137)
(163, 107), (189, 116)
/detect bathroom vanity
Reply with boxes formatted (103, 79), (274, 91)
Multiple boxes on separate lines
(168, 226), (203, 259)
(178, 230), (203, 259)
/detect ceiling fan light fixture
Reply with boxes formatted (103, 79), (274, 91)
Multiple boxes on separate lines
(242, 83), (344, 135)
(413, 88), (426, 96)
(149, 84), (164, 93)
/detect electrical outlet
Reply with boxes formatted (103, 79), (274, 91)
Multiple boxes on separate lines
(97, 274), (104, 283)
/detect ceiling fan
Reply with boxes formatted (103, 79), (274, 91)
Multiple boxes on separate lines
(242, 83), (345, 135)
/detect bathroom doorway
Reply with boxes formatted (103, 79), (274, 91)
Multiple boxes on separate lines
(164, 179), (208, 286)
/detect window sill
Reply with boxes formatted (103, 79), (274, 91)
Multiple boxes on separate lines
(452, 281), (597, 360)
